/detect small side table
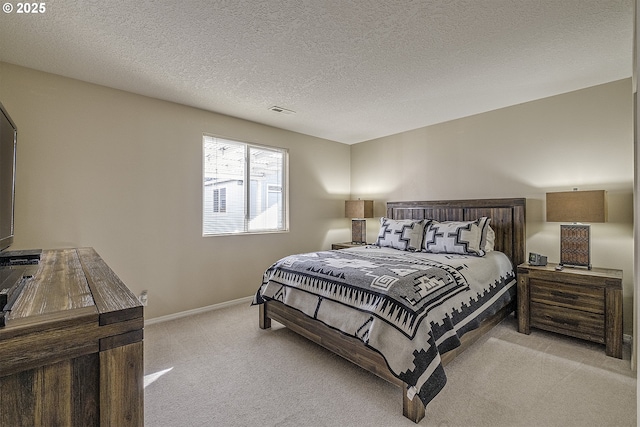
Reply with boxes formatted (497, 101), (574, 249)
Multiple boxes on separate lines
(331, 242), (369, 250)
(517, 263), (623, 358)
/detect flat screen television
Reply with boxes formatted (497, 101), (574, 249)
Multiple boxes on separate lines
(0, 102), (17, 252)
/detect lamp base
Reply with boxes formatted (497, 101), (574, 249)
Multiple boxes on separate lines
(351, 219), (367, 245)
(560, 224), (591, 270)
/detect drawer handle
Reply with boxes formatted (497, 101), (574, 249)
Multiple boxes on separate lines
(550, 291), (578, 300)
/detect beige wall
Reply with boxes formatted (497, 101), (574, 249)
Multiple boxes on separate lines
(1, 62), (634, 333)
(0, 62), (352, 319)
(351, 79), (635, 334)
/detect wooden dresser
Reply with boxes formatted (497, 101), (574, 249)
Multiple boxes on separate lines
(517, 262), (623, 358)
(0, 248), (144, 426)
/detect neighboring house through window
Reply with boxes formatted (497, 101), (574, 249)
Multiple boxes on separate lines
(203, 135), (288, 235)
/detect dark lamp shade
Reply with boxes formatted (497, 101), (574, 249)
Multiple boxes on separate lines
(345, 200), (374, 219)
(546, 190), (607, 223)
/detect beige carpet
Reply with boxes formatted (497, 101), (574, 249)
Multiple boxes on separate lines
(144, 302), (636, 426)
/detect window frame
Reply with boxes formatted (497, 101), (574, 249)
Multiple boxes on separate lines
(202, 134), (289, 236)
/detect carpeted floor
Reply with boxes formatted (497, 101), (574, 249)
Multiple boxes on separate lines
(144, 302), (636, 426)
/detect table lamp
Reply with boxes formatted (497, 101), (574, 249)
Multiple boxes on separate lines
(546, 190), (606, 270)
(345, 200), (373, 244)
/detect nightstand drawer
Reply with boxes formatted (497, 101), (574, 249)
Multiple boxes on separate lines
(530, 280), (604, 314)
(530, 302), (605, 343)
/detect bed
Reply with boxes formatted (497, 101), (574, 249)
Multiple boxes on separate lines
(255, 198), (525, 423)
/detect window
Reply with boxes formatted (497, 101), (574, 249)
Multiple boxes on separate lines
(203, 135), (288, 235)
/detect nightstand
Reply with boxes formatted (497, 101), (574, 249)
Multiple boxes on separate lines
(331, 242), (368, 250)
(517, 263), (623, 358)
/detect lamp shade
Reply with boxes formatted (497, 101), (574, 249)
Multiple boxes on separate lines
(546, 190), (607, 223)
(345, 200), (374, 219)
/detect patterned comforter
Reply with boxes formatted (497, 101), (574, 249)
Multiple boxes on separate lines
(254, 245), (516, 408)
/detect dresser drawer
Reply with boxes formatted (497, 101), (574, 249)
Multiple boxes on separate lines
(530, 302), (605, 343)
(530, 280), (604, 314)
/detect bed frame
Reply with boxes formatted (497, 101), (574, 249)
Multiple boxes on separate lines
(259, 198), (526, 423)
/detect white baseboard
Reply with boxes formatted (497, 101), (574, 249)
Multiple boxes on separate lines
(144, 295), (254, 326)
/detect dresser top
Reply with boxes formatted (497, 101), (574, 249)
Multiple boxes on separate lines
(3, 247), (142, 328)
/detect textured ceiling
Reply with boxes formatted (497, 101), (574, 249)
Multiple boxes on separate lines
(0, 1), (634, 144)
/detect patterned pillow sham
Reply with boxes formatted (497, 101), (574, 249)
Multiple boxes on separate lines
(376, 218), (427, 251)
(423, 217), (491, 256)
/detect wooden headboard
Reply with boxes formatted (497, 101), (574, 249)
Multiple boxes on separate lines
(386, 198), (526, 268)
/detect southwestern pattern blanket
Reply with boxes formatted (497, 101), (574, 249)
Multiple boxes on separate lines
(254, 246), (516, 408)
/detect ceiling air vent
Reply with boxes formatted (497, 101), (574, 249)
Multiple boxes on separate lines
(269, 106), (296, 115)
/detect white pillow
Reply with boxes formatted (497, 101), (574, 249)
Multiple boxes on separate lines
(375, 218), (426, 252)
(483, 225), (495, 252)
(423, 217), (491, 256)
